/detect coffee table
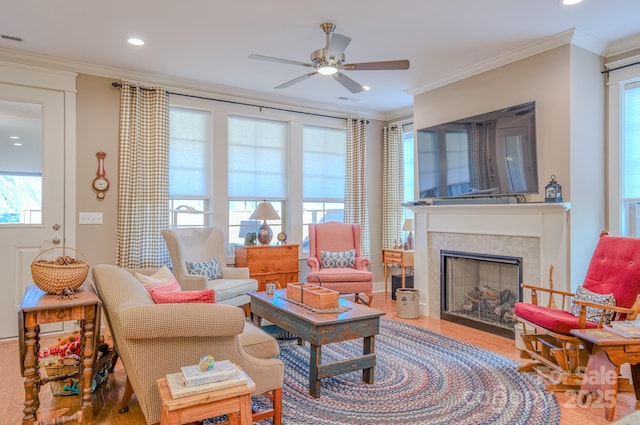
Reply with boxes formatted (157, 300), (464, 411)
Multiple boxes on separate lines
(250, 289), (385, 398)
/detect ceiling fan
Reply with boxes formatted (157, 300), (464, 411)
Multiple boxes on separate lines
(249, 23), (410, 94)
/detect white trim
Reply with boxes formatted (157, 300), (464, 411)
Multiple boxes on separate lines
(607, 65), (640, 236)
(604, 55), (640, 72)
(0, 46), (390, 121)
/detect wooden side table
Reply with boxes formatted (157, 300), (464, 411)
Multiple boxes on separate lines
(570, 328), (640, 422)
(382, 249), (414, 297)
(18, 283), (101, 425)
(157, 372), (256, 425)
(235, 244), (299, 291)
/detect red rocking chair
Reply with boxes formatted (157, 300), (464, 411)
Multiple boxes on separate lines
(514, 232), (640, 390)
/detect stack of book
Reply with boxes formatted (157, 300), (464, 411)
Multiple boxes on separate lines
(165, 359), (248, 399)
(607, 320), (640, 338)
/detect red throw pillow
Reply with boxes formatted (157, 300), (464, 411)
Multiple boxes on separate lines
(150, 289), (215, 304)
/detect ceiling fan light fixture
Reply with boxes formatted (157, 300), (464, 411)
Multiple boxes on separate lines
(318, 64), (338, 76)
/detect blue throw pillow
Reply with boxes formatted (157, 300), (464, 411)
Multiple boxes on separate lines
(186, 257), (223, 280)
(320, 249), (356, 268)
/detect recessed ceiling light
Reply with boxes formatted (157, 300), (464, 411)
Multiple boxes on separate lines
(12, 142), (22, 146)
(562, 0), (583, 5)
(127, 38), (145, 46)
(9, 136), (19, 139)
(362, 86), (371, 91)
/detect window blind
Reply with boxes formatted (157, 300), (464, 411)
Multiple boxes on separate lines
(624, 83), (640, 198)
(228, 116), (287, 198)
(169, 107), (210, 197)
(303, 125), (346, 200)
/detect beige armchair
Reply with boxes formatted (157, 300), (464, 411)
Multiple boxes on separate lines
(92, 264), (283, 425)
(162, 227), (257, 313)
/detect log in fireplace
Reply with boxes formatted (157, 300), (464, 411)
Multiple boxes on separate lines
(440, 250), (522, 339)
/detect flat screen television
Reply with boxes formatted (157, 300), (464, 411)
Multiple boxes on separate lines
(416, 101), (538, 200)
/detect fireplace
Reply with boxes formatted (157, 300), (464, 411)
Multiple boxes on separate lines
(440, 250), (522, 338)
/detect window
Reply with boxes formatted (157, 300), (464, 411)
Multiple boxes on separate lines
(402, 125), (414, 219)
(607, 61), (640, 236)
(622, 81), (640, 236)
(228, 116), (287, 246)
(228, 200), (284, 246)
(301, 125), (346, 249)
(169, 107), (211, 227)
(0, 99), (42, 224)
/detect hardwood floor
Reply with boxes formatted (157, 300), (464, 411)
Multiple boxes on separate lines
(2, 294), (637, 425)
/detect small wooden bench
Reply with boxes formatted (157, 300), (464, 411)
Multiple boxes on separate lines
(156, 372), (256, 425)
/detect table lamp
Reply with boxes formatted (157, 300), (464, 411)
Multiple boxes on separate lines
(249, 202), (280, 245)
(403, 218), (414, 250)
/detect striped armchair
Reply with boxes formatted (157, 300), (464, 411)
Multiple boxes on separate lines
(92, 264), (283, 425)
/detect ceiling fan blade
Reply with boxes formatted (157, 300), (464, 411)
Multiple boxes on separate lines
(343, 59), (410, 71)
(275, 72), (318, 89)
(332, 72), (365, 94)
(249, 54), (313, 68)
(326, 33), (351, 61)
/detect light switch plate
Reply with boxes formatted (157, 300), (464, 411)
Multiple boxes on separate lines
(79, 212), (103, 225)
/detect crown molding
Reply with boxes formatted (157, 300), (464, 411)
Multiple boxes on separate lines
(604, 54), (640, 71)
(407, 28), (605, 97)
(0, 46), (393, 121)
(605, 33), (640, 58)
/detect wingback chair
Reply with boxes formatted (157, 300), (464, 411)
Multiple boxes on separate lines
(514, 232), (640, 390)
(306, 222), (373, 305)
(162, 227), (257, 314)
(91, 264), (283, 425)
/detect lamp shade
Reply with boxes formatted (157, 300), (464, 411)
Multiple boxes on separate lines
(249, 202), (280, 245)
(249, 202), (280, 221)
(402, 218), (414, 232)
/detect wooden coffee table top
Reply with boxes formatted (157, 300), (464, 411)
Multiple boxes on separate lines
(250, 289), (385, 326)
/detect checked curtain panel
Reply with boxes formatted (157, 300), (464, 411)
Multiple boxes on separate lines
(116, 81), (171, 268)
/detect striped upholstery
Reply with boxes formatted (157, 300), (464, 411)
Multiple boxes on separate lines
(92, 264), (283, 425)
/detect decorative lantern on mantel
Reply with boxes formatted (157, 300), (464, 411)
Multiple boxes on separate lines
(544, 175), (563, 203)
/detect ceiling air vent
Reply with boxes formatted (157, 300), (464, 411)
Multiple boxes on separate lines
(1, 34), (23, 42)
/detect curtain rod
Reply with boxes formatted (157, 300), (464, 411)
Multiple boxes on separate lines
(602, 61), (640, 75)
(111, 82), (368, 123)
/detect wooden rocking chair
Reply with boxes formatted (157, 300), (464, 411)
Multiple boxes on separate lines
(514, 232), (640, 390)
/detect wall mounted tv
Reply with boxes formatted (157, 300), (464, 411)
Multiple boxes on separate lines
(416, 101), (538, 200)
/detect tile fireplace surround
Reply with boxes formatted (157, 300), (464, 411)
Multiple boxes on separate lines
(409, 203), (570, 318)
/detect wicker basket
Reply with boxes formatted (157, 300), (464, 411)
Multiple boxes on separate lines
(45, 348), (117, 396)
(31, 247), (89, 294)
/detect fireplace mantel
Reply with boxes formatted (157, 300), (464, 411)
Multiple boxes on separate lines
(408, 202), (571, 317)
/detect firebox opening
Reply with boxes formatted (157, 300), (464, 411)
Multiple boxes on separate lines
(440, 250), (522, 339)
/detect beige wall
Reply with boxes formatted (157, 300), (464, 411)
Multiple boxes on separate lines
(74, 74), (386, 284)
(413, 44), (605, 290)
(76, 75), (120, 266)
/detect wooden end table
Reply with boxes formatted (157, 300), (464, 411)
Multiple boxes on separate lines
(382, 249), (414, 297)
(18, 283), (101, 425)
(570, 328), (640, 421)
(157, 372), (256, 425)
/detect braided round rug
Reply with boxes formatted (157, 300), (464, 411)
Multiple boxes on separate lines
(207, 318), (560, 425)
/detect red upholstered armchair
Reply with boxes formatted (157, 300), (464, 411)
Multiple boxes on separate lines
(515, 232), (640, 390)
(306, 222), (373, 306)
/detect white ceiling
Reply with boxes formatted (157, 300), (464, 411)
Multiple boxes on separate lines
(1, 0), (640, 119)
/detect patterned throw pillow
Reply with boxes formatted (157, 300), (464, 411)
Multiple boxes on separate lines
(150, 289), (215, 304)
(136, 265), (181, 294)
(570, 286), (616, 323)
(186, 257), (223, 280)
(320, 249), (356, 268)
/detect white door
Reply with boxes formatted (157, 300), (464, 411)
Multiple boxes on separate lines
(0, 82), (66, 339)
